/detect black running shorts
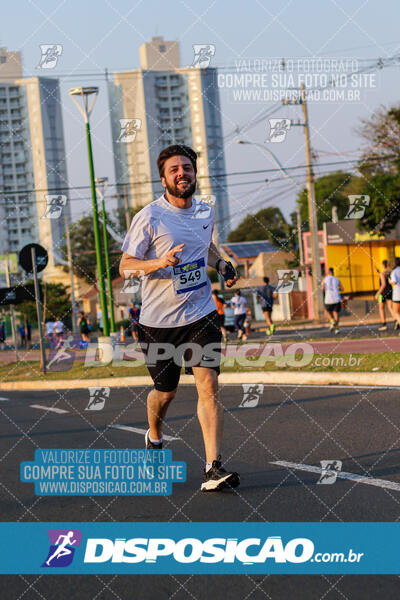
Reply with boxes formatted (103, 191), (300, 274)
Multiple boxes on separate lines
(137, 310), (222, 392)
(325, 302), (341, 313)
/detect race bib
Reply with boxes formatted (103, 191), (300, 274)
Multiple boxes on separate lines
(172, 258), (207, 295)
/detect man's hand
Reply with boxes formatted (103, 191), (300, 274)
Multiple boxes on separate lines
(157, 244), (185, 269)
(219, 260), (239, 288)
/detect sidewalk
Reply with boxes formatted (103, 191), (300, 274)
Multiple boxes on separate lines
(1, 371), (399, 391)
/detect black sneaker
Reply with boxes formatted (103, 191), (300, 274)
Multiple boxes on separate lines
(145, 428), (163, 449)
(201, 456), (240, 492)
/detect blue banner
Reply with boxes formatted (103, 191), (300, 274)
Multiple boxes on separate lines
(0, 522), (398, 574)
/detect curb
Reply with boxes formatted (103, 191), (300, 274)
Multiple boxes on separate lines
(0, 371), (399, 391)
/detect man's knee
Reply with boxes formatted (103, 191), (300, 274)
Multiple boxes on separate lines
(153, 388), (177, 404)
(196, 369), (219, 397)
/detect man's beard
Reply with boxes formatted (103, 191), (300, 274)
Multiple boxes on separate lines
(165, 178), (196, 199)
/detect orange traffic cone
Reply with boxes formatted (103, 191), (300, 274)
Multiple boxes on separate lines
(120, 325), (125, 342)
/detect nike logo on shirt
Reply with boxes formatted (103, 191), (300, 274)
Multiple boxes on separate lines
(203, 224), (210, 229)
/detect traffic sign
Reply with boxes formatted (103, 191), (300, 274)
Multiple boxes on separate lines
(0, 284), (40, 305)
(19, 244), (48, 274)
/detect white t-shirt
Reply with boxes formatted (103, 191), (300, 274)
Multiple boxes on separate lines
(121, 195), (216, 328)
(231, 296), (247, 315)
(323, 275), (341, 304)
(46, 321), (54, 335)
(390, 267), (400, 301)
(54, 320), (64, 334)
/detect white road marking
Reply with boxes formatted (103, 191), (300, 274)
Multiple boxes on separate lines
(271, 460), (400, 492)
(110, 424), (181, 441)
(0, 397), (9, 401)
(30, 404), (69, 414)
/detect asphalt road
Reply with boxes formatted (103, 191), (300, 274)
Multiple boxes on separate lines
(0, 384), (399, 598)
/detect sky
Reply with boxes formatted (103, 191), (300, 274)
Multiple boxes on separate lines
(2, 0), (400, 232)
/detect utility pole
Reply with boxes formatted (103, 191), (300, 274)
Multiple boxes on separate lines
(65, 214), (78, 335)
(301, 83), (323, 322)
(296, 207), (304, 267)
(123, 183), (130, 231)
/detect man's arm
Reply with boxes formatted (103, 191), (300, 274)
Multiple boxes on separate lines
(207, 242), (239, 288)
(119, 244), (184, 278)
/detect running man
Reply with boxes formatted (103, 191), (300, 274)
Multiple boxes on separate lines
(212, 289), (227, 342)
(45, 320), (55, 348)
(375, 259), (395, 331)
(120, 144), (240, 492)
(45, 531), (77, 566)
(390, 257), (400, 332)
(321, 267), (343, 334)
(256, 276), (278, 336)
(231, 289), (247, 341)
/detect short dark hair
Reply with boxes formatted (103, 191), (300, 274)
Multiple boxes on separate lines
(157, 145), (197, 178)
(263, 276), (269, 284)
(395, 257), (400, 267)
(382, 259), (388, 268)
(329, 267), (334, 275)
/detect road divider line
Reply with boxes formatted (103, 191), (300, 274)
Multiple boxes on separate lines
(271, 460), (400, 492)
(30, 404), (69, 414)
(110, 424), (181, 441)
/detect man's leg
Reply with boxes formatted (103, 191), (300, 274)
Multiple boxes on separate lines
(378, 301), (386, 324)
(333, 310), (339, 326)
(192, 367), (223, 463)
(147, 387), (177, 441)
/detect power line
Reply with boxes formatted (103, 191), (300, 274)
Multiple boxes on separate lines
(0, 153), (396, 198)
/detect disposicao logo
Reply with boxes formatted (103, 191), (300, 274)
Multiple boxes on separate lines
(83, 536), (314, 564)
(42, 529), (82, 567)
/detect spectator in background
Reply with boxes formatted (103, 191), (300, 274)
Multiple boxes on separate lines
(128, 301), (141, 342)
(46, 320), (55, 348)
(390, 257), (400, 332)
(53, 318), (64, 348)
(322, 267), (343, 334)
(18, 323), (25, 348)
(231, 289), (247, 341)
(375, 259), (395, 331)
(212, 290), (227, 342)
(256, 276), (278, 336)
(0, 322), (6, 350)
(78, 311), (91, 345)
(97, 308), (110, 335)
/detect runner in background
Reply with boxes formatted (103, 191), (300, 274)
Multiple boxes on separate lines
(390, 257), (400, 332)
(45, 320), (55, 348)
(256, 276), (278, 336)
(212, 289), (227, 342)
(53, 318), (64, 348)
(375, 259), (395, 331)
(78, 311), (91, 345)
(322, 267), (344, 334)
(231, 289), (247, 341)
(128, 301), (141, 342)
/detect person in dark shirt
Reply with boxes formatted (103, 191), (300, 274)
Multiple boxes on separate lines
(128, 302), (141, 342)
(256, 277), (278, 336)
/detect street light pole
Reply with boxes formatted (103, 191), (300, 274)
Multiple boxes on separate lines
(64, 214), (78, 335)
(69, 87), (110, 338)
(95, 177), (116, 334)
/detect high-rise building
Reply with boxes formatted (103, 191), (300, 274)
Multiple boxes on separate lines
(0, 47), (70, 283)
(108, 36), (230, 241)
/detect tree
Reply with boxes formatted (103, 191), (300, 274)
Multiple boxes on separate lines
(227, 206), (295, 251)
(294, 171), (362, 230)
(358, 173), (400, 233)
(61, 206), (143, 284)
(355, 104), (400, 232)
(18, 282), (72, 328)
(356, 104), (400, 176)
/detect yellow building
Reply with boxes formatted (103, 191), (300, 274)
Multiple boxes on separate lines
(323, 220), (400, 294)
